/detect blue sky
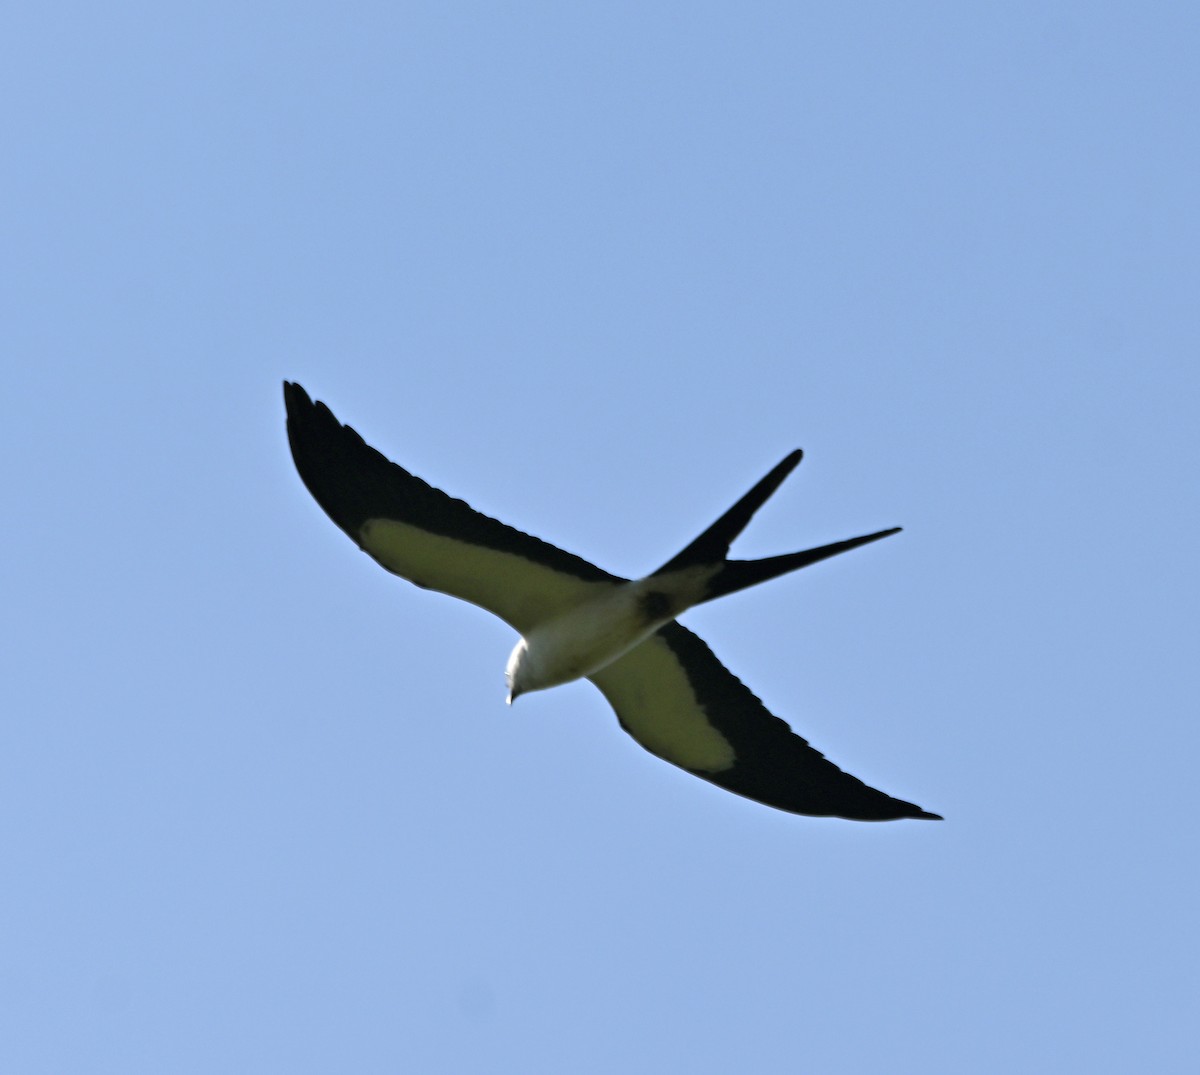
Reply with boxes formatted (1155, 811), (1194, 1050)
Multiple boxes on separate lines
(2, 2), (1197, 1071)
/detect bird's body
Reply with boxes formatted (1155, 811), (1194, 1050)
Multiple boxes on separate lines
(284, 382), (940, 822)
(507, 568), (707, 699)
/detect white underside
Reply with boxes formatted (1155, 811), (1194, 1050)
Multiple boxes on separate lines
(359, 517), (609, 633)
(505, 567), (714, 695)
(589, 634), (737, 772)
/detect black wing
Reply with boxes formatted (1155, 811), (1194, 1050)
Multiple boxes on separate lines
(591, 622), (940, 821)
(285, 382), (620, 632)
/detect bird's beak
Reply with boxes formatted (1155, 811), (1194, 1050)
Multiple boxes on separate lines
(506, 687), (521, 706)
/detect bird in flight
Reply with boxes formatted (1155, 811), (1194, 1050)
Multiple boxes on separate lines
(284, 382), (940, 822)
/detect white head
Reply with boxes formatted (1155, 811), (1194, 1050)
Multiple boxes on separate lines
(505, 638), (530, 705)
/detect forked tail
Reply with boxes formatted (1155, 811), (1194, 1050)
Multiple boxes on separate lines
(650, 451), (900, 604)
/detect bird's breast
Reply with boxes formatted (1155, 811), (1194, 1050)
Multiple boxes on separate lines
(513, 581), (686, 693)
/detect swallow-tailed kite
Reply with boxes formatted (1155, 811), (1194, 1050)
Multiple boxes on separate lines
(284, 382), (940, 821)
